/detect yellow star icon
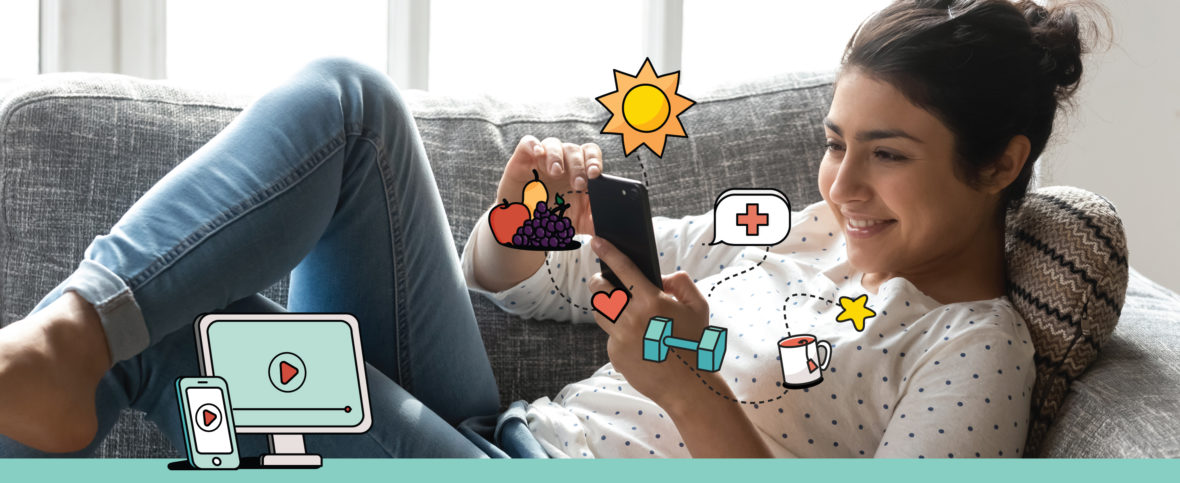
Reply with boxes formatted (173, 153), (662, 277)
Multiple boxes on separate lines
(836, 294), (875, 332)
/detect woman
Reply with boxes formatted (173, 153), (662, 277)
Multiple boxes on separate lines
(0, 0), (1102, 457)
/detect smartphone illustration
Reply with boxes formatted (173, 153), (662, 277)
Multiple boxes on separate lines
(589, 174), (663, 290)
(176, 376), (239, 469)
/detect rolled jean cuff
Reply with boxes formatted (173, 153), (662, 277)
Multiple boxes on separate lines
(494, 400), (548, 458)
(61, 259), (150, 363)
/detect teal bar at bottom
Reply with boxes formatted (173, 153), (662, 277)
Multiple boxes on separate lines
(0, 458), (1176, 483)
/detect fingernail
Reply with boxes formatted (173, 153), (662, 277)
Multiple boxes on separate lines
(534, 145), (545, 156)
(574, 176), (587, 191)
(588, 165), (601, 177)
(550, 162), (562, 176)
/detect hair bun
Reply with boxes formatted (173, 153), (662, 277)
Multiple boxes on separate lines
(1017, 0), (1106, 100)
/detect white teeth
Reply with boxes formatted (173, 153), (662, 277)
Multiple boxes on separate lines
(848, 218), (886, 229)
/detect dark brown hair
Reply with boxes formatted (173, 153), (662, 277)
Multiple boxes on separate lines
(840, 0), (1110, 213)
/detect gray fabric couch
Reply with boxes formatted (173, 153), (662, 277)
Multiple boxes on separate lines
(1, 65), (1177, 458)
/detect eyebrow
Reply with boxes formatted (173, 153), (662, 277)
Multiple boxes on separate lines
(823, 117), (925, 144)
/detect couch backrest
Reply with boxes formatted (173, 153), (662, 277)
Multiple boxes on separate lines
(401, 71), (837, 251)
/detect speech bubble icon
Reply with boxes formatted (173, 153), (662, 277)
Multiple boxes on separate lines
(708, 188), (792, 246)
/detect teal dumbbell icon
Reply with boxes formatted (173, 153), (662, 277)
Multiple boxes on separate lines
(642, 316), (727, 372)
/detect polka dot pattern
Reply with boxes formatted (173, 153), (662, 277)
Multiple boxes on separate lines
(460, 200), (1036, 458)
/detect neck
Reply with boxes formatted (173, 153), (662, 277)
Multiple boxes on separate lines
(863, 220), (1007, 305)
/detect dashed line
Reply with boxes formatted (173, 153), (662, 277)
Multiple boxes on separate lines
(673, 352), (788, 407)
(670, 290), (838, 406)
(705, 249), (770, 299)
(544, 257), (633, 312)
(545, 257), (592, 311)
(636, 154), (651, 187)
(782, 292), (836, 331)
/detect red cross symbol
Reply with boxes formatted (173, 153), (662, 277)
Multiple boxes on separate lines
(736, 203), (769, 236)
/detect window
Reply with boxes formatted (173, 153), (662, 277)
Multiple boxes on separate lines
(166, 0), (388, 94)
(28, 0), (893, 95)
(428, 0), (645, 98)
(0, 0), (40, 83)
(681, 0), (891, 89)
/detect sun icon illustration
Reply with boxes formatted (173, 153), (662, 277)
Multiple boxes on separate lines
(596, 58), (695, 157)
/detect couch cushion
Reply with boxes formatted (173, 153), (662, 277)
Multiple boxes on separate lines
(1004, 186), (1130, 456)
(1037, 268), (1180, 457)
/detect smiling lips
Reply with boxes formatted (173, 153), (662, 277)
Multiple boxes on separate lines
(843, 215), (896, 238)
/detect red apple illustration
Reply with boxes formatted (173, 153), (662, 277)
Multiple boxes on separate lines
(489, 198), (530, 245)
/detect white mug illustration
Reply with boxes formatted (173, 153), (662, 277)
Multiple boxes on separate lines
(778, 334), (832, 389)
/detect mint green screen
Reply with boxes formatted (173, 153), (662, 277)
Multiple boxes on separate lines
(206, 320), (364, 428)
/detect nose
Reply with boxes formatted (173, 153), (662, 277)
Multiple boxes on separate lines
(826, 151), (872, 205)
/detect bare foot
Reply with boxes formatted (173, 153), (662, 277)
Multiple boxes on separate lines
(0, 291), (112, 452)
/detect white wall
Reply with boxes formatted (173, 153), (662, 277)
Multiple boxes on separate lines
(1040, 0), (1180, 292)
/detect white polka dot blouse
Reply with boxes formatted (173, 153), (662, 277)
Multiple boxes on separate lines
(461, 199), (1035, 458)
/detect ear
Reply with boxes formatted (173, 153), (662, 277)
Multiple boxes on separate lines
(980, 135), (1031, 194)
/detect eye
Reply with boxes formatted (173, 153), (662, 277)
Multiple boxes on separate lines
(874, 149), (906, 161)
(824, 141), (845, 152)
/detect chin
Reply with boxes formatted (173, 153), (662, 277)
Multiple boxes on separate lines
(846, 246), (889, 275)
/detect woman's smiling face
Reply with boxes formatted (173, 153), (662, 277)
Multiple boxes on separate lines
(819, 68), (999, 279)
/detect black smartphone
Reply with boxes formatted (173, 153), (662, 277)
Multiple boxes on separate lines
(589, 174), (663, 290)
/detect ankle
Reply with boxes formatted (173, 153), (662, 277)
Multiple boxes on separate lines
(44, 292), (113, 371)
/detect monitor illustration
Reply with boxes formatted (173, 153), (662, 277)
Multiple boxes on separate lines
(196, 313), (371, 468)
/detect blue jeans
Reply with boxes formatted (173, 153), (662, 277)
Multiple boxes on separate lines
(0, 57), (543, 458)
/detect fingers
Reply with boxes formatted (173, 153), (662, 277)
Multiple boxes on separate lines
(541, 137), (564, 178)
(499, 136), (545, 200)
(582, 143), (603, 180)
(563, 142), (587, 192)
(590, 237), (656, 298)
(662, 271), (708, 315)
(588, 272), (610, 295)
(530, 138), (602, 187)
(511, 135), (544, 164)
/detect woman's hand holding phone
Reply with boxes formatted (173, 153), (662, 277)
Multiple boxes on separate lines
(472, 136), (604, 293)
(588, 237), (710, 406)
(588, 237), (774, 457)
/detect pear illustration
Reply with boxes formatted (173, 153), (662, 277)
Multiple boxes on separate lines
(521, 169), (549, 218)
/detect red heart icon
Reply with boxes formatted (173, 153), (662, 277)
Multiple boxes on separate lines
(591, 289), (631, 322)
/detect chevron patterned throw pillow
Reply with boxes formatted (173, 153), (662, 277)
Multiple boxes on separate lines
(1004, 186), (1130, 456)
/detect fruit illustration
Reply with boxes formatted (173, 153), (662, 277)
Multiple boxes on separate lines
(521, 169), (548, 218)
(488, 198), (530, 245)
(511, 195), (577, 249)
(490, 170), (579, 250)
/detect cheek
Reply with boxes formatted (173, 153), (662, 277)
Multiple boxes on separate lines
(893, 167), (980, 240)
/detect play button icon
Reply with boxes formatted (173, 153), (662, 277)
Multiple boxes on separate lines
(268, 352), (306, 393)
(195, 403), (222, 432)
(280, 361), (298, 385)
